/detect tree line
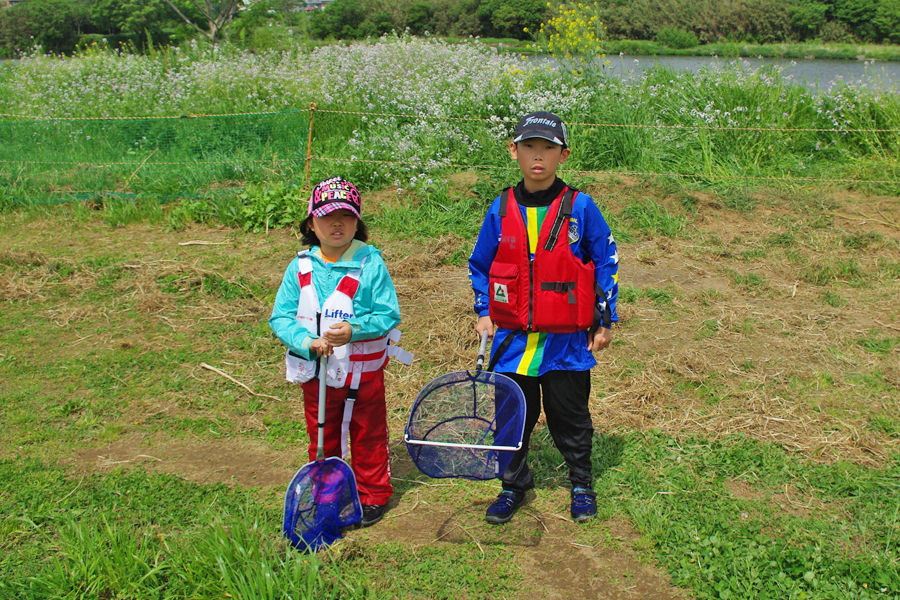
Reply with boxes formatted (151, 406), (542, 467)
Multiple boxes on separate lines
(316, 0), (899, 45)
(1, 0), (898, 58)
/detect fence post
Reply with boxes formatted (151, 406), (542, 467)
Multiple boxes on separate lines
(305, 102), (316, 190)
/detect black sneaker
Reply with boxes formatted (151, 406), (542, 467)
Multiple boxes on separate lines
(361, 504), (386, 527)
(570, 487), (597, 523)
(485, 490), (525, 524)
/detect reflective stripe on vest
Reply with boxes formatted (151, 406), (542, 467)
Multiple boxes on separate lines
(285, 253), (389, 388)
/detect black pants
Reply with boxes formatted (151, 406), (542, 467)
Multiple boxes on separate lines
(500, 369), (593, 493)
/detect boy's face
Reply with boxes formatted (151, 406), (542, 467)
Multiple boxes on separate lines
(509, 138), (570, 193)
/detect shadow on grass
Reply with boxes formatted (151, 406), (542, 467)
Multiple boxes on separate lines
(530, 428), (626, 489)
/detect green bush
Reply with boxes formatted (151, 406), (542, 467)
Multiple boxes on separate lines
(656, 27), (699, 49)
(238, 183), (307, 233)
(310, 0), (368, 39)
(819, 20), (856, 43)
(0, 0), (90, 56)
(476, 0), (546, 39)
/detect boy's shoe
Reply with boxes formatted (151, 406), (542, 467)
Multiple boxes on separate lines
(571, 487), (597, 523)
(361, 504), (386, 527)
(485, 490), (525, 524)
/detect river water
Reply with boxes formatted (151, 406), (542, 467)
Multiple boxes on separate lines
(531, 55), (900, 92)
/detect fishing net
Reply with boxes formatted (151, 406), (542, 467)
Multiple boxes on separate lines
(282, 457), (362, 553)
(405, 369), (526, 480)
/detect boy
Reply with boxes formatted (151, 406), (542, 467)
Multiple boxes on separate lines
(468, 111), (619, 524)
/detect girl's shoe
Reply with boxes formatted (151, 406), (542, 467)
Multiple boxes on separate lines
(571, 487), (597, 522)
(361, 504), (386, 527)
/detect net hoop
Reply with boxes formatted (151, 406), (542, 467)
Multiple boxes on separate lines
(404, 368), (526, 480)
(282, 456), (362, 552)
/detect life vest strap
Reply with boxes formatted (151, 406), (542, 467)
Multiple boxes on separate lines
(387, 344), (414, 366)
(540, 280), (578, 304)
(341, 387), (358, 460)
(499, 188), (511, 217)
(543, 189), (576, 252)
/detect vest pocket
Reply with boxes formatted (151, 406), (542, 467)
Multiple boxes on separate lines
(285, 349), (317, 383)
(533, 263), (595, 332)
(488, 262), (521, 328)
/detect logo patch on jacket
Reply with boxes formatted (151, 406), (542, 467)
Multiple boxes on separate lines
(323, 308), (353, 320)
(568, 218), (580, 244)
(493, 283), (509, 303)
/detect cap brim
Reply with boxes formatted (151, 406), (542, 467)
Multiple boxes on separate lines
(310, 202), (361, 219)
(513, 133), (567, 147)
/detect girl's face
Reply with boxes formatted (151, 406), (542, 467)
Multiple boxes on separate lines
(310, 209), (358, 258)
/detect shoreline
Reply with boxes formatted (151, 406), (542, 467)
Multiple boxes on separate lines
(473, 38), (900, 62)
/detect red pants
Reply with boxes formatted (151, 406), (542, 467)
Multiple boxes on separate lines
(301, 369), (392, 506)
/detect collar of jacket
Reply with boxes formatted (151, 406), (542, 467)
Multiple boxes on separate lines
(312, 239), (371, 268)
(513, 177), (567, 207)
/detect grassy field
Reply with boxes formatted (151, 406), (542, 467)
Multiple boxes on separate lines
(1, 34), (898, 599)
(1, 171), (899, 599)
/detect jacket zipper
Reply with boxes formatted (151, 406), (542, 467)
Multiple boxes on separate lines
(527, 255), (534, 330)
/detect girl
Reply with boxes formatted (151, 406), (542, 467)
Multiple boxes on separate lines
(270, 177), (410, 527)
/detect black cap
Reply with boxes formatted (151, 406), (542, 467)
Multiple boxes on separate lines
(513, 111), (568, 147)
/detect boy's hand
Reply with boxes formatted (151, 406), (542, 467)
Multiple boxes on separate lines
(476, 316), (494, 338)
(309, 337), (333, 357)
(588, 327), (612, 352)
(323, 321), (352, 347)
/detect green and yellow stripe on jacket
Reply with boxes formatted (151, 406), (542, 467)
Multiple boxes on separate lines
(514, 205), (550, 376)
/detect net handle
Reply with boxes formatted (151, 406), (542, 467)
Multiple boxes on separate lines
(317, 353), (326, 462)
(475, 329), (489, 372)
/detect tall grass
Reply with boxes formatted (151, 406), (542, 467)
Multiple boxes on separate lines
(0, 460), (362, 599)
(1, 34), (898, 208)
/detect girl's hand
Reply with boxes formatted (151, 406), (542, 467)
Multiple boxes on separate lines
(323, 321), (352, 347)
(309, 337), (333, 357)
(588, 327), (612, 352)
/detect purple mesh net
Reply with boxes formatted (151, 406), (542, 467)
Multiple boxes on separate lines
(405, 370), (526, 480)
(282, 458), (362, 552)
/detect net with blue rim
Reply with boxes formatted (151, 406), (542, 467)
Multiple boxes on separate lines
(282, 355), (362, 553)
(405, 367), (526, 481)
(282, 458), (362, 552)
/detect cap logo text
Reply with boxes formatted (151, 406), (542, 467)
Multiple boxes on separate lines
(525, 117), (557, 128)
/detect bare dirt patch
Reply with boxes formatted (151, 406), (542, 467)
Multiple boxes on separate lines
(71, 434), (297, 490)
(362, 499), (688, 600)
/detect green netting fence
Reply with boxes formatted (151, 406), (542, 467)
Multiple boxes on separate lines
(2, 106), (899, 206)
(0, 109), (312, 204)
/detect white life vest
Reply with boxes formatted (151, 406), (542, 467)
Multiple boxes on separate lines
(284, 251), (412, 389)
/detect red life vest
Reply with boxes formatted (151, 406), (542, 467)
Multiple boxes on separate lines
(488, 187), (596, 333)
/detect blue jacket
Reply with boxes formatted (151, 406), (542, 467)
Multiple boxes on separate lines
(270, 240), (401, 361)
(468, 187), (619, 375)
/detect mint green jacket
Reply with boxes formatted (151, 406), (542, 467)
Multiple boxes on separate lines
(269, 240), (401, 361)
